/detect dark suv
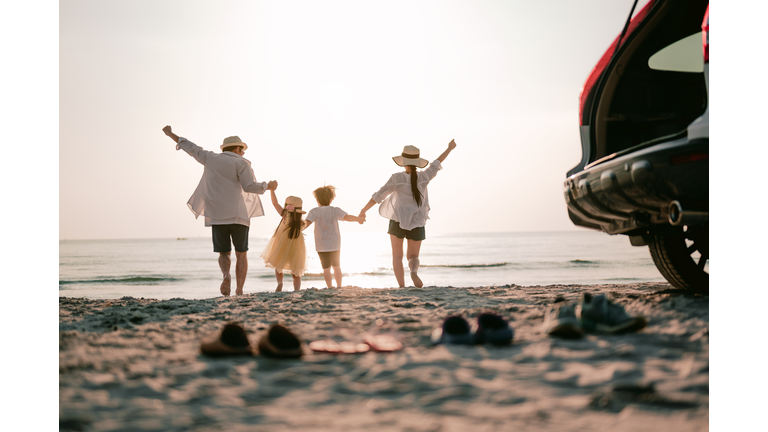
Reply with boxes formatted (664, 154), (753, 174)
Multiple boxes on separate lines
(564, 0), (709, 292)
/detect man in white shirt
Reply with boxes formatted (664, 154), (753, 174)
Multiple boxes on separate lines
(163, 125), (277, 296)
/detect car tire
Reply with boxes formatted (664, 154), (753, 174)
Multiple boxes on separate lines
(647, 225), (709, 293)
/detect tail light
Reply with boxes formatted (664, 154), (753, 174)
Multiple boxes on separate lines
(702, 6), (709, 63)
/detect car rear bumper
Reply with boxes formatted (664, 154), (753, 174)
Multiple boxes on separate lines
(563, 136), (708, 235)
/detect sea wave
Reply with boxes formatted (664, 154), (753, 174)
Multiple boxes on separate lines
(567, 260), (600, 266)
(59, 276), (183, 285)
(257, 270), (392, 280)
(421, 263), (511, 269)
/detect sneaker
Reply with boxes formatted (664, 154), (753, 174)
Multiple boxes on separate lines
(431, 315), (475, 345)
(473, 312), (514, 345)
(579, 293), (647, 334)
(543, 303), (584, 339)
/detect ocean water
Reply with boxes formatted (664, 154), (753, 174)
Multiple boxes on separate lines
(59, 231), (666, 300)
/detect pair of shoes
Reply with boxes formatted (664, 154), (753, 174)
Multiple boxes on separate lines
(579, 293), (647, 334)
(309, 339), (370, 354)
(309, 322), (403, 354)
(544, 293), (647, 338)
(200, 322), (255, 356)
(200, 322), (304, 358)
(309, 327), (370, 354)
(431, 313), (514, 345)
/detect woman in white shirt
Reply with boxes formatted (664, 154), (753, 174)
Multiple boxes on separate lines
(359, 140), (457, 288)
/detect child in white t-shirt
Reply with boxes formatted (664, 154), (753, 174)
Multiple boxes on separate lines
(304, 185), (365, 288)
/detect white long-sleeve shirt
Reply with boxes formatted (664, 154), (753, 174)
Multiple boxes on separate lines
(372, 160), (442, 230)
(177, 137), (267, 227)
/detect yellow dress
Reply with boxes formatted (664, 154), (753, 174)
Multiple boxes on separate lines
(261, 217), (307, 277)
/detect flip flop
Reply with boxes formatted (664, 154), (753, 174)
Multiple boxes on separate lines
(200, 322), (255, 357)
(364, 334), (403, 352)
(257, 323), (304, 359)
(309, 339), (370, 354)
(473, 312), (514, 345)
(308, 327), (369, 354)
(431, 315), (475, 345)
(362, 320), (403, 352)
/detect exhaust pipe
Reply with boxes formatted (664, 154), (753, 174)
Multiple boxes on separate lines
(668, 200), (708, 226)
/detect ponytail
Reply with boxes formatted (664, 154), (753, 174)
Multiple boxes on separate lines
(409, 168), (423, 207)
(274, 210), (304, 239)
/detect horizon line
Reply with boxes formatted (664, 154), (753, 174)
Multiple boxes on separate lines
(59, 228), (589, 242)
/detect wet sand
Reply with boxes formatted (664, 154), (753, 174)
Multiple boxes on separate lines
(59, 283), (708, 431)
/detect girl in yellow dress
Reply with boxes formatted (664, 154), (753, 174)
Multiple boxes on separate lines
(261, 192), (307, 291)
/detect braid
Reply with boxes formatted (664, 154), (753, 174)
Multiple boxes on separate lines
(410, 168), (423, 207)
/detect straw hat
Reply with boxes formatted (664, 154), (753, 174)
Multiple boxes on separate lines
(221, 136), (248, 151)
(392, 145), (428, 168)
(284, 196), (306, 214)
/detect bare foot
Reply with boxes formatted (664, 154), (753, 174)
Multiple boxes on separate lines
(235, 286), (243, 296)
(220, 275), (231, 296)
(276, 282), (283, 292)
(410, 272), (423, 288)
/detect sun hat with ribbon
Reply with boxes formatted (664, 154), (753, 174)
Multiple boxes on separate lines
(284, 196), (306, 214)
(392, 145), (428, 168)
(221, 136), (248, 151)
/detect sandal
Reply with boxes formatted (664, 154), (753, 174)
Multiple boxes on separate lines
(363, 320), (403, 352)
(200, 322), (255, 356)
(309, 327), (370, 354)
(257, 323), (304, 358)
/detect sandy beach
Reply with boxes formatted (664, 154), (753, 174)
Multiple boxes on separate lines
(59, 282), (708, 431)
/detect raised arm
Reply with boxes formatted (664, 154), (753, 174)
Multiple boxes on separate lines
(270, 189), (283, 215)
(165, 126), (214, 164)
(437, 139), (457, 163)
(163, 125), (180, 143)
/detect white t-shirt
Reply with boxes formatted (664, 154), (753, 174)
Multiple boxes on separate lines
(305, 206), (348, 252)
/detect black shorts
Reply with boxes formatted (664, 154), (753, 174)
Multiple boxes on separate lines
(212, 224), (249, 253)
(387, 220), (426, 241)
(318, 250), (341, 269)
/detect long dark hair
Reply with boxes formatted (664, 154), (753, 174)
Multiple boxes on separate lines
(274, 209), (303, 239)
(409, 166), (423, 207)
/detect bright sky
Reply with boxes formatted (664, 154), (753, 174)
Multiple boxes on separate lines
(58, 0), (653, 240)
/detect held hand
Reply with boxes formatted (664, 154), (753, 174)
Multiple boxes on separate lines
(163, 125), (172, 135)
(267, 180), (278, 191)
(358, 214), (366, 225)
(448, 139), (457, 150)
